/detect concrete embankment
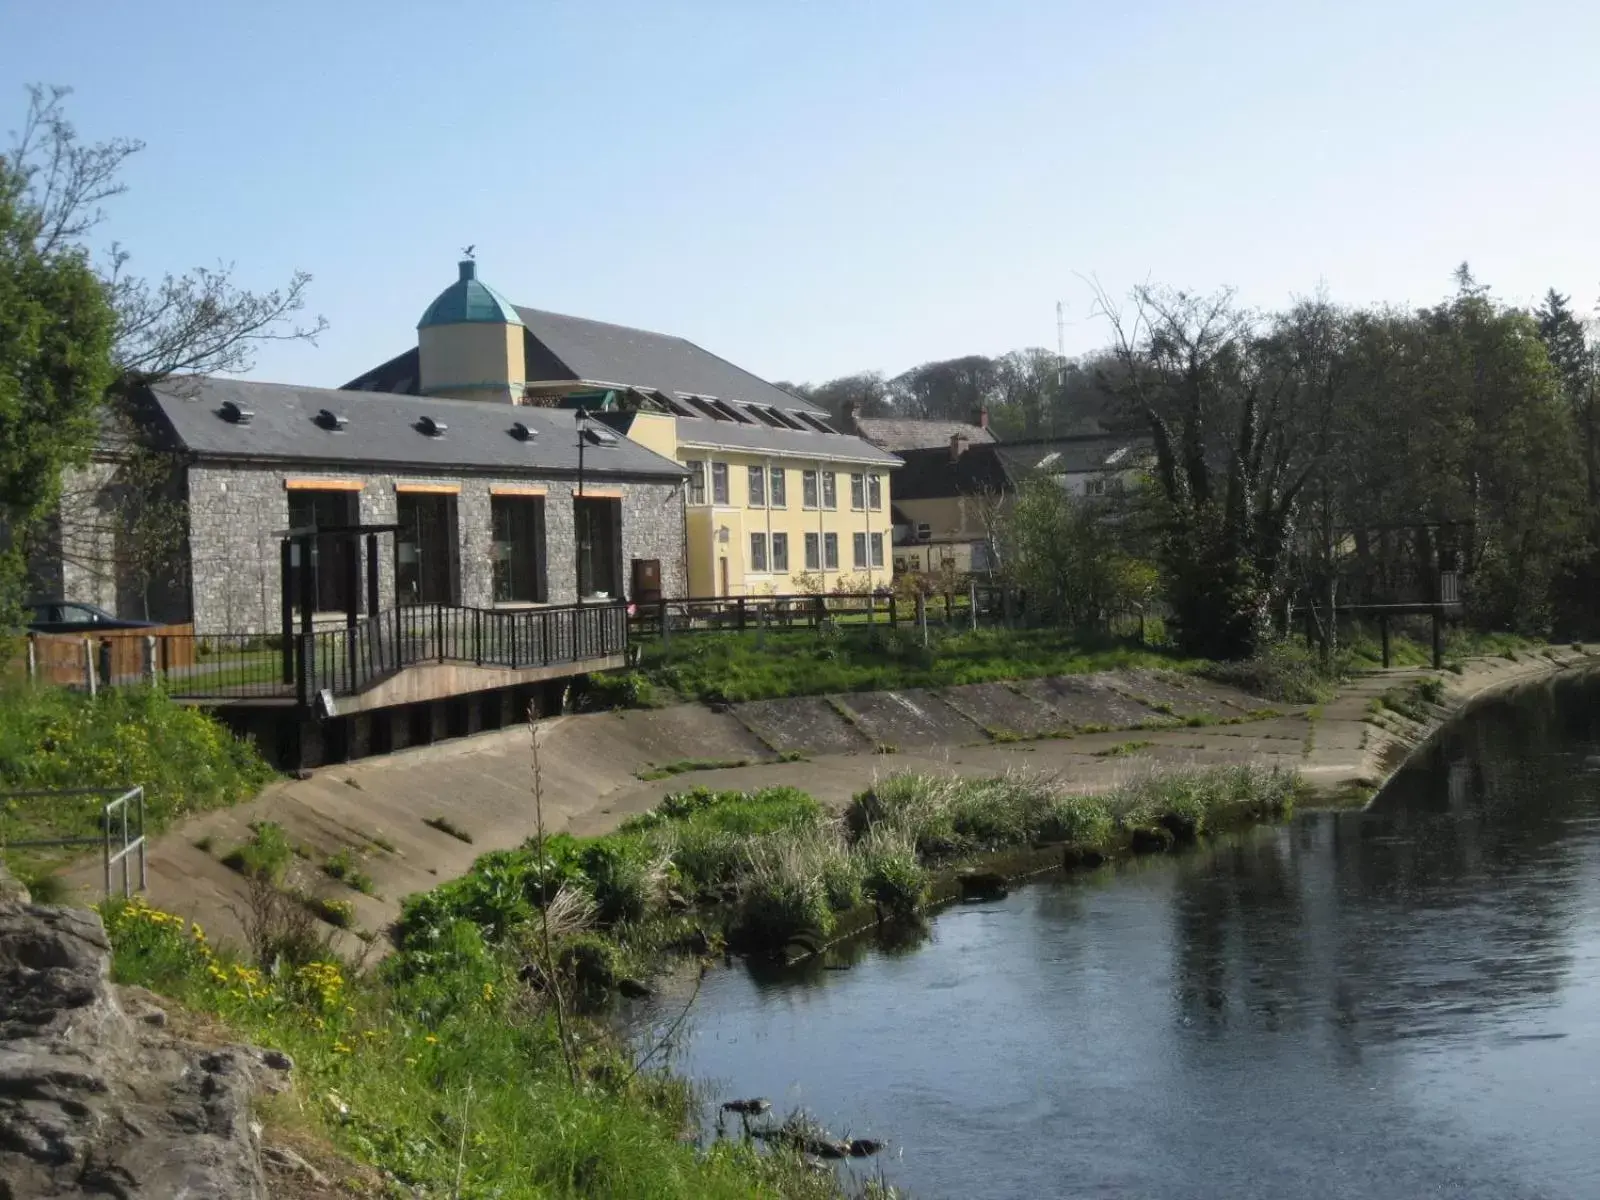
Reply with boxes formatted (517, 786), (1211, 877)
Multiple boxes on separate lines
(67, 648), (1593, 949)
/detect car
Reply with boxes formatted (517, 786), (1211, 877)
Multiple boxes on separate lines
(25, 601), (162, 634)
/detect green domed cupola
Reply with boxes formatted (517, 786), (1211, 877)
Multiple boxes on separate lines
(417, 260), (525, 330)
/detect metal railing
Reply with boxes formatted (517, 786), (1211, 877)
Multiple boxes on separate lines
(0, 786), (146, 899)
(628, 588), (1019, 637)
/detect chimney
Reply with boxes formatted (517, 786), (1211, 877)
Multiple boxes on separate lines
(975, 405), (989, 431)
(950, 432), (968, 461)
(458, 260), (477, 281)
(845, 400), (861, 431)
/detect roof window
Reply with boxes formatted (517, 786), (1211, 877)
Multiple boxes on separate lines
(583, 425), (619, 447)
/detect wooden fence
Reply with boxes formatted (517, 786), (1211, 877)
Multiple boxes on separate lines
(10, 624), (197, 690)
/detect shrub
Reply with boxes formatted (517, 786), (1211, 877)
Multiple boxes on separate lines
(820, 853), (864, 911)
(859, 831), (926, 921)
(556, 932), (621, 992)
(731, 835), (836, 950)
(1202, 640), (1335, 705)
(577, 840), (663, 927)
(1037, 795), (1114, 846)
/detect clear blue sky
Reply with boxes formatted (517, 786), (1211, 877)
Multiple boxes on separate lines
(5, 0), (1598, 389)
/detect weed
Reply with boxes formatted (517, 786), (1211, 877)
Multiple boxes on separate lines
(365, 831), (397, 854)
(634, 757), (750, 781)
(873, 743), (898, 755)
(424, 816), (473, 843)
(859, 829), (926, 920)
(193, 834), (215, 853)
(221, 822), (293, 883)
(1095, 740), (1154, 758)
(777, 750), (807, 763)
(985, 727), (1024, 743)
(16, 870), (68, 904)
(302, 893), (356, 929)
(322, 848), (376, 895)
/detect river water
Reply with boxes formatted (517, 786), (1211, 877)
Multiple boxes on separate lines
(650, 671), (1600, 1198)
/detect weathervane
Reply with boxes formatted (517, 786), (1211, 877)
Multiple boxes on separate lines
(461, 244), (476, 259)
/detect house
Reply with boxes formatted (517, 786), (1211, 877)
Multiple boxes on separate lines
(345, 261), (901, 597)
(847, 403), (997, 453)
(890, 432), (1153, 578)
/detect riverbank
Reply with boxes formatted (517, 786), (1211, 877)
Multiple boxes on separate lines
(60, 645), (1594, 947)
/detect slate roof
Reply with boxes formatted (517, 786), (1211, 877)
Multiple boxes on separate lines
(140, 376), (686, 479)
(853, 417), (996, 453)
(891, 434), (1153, 502)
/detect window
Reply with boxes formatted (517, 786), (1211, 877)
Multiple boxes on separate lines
(850, 474), (865, 510)
(770, 468), (786, 508)
(869, 474), (882, 510)
(1085, 477), (1107, 497)
(802, 470), (818, 509)
(804, 532), (820, 571)
(772, 532), (789, 571)
(870, 532), (885, 568)
(823, 532), (839, 570)
(748, 466), (766, 507)
(288, 488), (359, 613)
(491, 496), (547, 603)
(750, 532), (768, 572)
(821, 472), (837, 510)
(971, 541), (994, 572)
(686, 461), (706, 505)
(852, 532), (867, 568)
(916, 522), (932, 542)
(711, 462), (729, 505)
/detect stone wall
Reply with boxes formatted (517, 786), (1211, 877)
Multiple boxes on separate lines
(186, 465), (685, 633)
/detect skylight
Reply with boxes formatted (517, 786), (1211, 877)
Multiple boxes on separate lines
(796, 412), (838, 434)
(583, 425), (619, 446)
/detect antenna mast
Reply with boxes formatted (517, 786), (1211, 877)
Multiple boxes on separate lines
(1056, 300), (1066, 386)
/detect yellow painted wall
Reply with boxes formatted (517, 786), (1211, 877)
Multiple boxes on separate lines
(678, 448), (893, 596)
(891, 495), (997, 577)
(418, 323), (526, 402)
(621, 412), (679, 459)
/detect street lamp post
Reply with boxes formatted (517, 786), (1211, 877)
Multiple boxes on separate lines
(575, 408), (588, 604)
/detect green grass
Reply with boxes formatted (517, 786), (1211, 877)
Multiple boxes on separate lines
(634, 626), (1198, 705)
(1095, 740), (1155, 758)
(302, 893), (356, 928)
(221, 821), (294, 882)
(635, 757), (752, 781)
(0, 683), (272, 875)
(102, 897), (855, 1200)
(323, 847), (376, 895)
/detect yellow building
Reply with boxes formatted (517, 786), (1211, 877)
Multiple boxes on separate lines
(345, 260), (900, 597)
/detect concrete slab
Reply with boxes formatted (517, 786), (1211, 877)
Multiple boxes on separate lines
(826, 689), (985, 749)
(939, 682), (1066, 738)
(733, 696), (873, 756)
(1015, 675), (1158, 729)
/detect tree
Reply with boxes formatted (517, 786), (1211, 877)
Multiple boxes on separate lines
(6, 85), (327, 617)
(890, 355), (1000, 421)
(803, 372), (896, 427)
(0, 103), (117, 612)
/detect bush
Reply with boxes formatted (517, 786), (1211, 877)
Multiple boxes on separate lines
(557, 932), (621, 992)
(1202, 640), (1335, 704)
(731, 834), (837, 950)
(577, 840), (663, 927)
(221, 821), (293, 883)
(1037, 795), (1114, 846)
(859, 831), (926, 920)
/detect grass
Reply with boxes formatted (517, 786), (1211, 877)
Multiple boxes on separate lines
(221, 821), (294, 882)
(102, 896), (859, 1200)
(634, 625), (1198, 705)
(423, 815), (473, 843)
(1095, 740), (1155, 758)
(301, 893), (356, 928)
(0, 682), (272, 875)
(322, 848), (376, 895)
(635, 757), (752, 781)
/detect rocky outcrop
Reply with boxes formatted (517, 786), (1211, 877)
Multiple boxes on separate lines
(0, 876), (277, 1199)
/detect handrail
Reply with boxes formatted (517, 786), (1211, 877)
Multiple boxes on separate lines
(0, 786), (146, 899)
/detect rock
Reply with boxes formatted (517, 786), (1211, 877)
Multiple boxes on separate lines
(0, 894), (270, 1198)
(1061, 846), (1106, 869)
(616, 978), (653, 999)
(292, 768), (314, 781)
(138, 1006), (167, 1028)
(260, 1049), (294, 1072)
(958, 870), (1009, 901)
(664, 890), (691, 912)
(848, 1137), (885, 1157)
(1130, 825), (1177, 854)
(262, 1144), (330, 1187)
(721, 1098), (771, 1116)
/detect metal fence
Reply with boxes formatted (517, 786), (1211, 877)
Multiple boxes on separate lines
(0, 786), (146, 899)
(627, 587), (1019, 638)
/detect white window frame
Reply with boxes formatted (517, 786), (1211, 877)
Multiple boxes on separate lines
(802, 470), (819, 510)
(850, 473), (865, 511)
(772, 531), (789, 572)
(823, 532), (839, 570)
(852, 531), (867, 568)
(804, 532), (820, 570)
(750, 531), (768, 572)
(770, 467), (786, 508)
(747, 465), (766, 507)
(686, 460), (706, 506)
(711, 462), (729, 505)
(869, 473), (882, 511)
(822, 472), (837, 511)
(870, 532), (885, 568)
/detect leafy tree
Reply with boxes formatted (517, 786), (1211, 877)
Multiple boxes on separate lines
(890, 354), (1000, 421)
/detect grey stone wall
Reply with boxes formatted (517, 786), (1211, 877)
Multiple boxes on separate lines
(185, 465), (686, 633)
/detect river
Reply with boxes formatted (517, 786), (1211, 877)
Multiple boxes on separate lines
(646, 670), (1600, 1198)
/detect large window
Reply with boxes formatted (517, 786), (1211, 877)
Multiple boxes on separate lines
(869, 474), (882, 510)
(852, 532), (867, 568)
(747, 466), (766, 507)
(850, 474), (865, 511)
(772, 532), (789, 572)
(686, 461), (706, 505)
(287, 488), (358, 614)
(750, 532), (768, 572)
(802, 470), (818, 509)
(770, 468), (787, 508)
(804, 532), (820, 571)
(491, 495), (547, 603)
(870, 532), (885, 568)
(711, 462), (729, 505)
(823, 532), (839, 570)
(575, 497), (622, 600)
(396, 491), (460, 605)
(821, 472), (837, 510)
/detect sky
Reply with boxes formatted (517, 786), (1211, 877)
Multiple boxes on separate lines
(4, 0), (1599, 390)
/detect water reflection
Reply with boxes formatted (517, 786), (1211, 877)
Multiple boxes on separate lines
(654, 670), (1600, 1199)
